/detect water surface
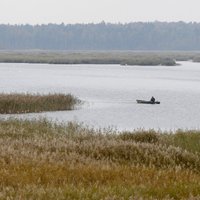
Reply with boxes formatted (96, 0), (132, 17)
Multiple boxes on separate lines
(0, 61), (200, 130)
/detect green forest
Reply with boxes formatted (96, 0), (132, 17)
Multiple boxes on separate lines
(1, 21), (200, 50)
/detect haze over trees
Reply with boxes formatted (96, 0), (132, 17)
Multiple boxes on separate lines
(0, 22), (200, 50)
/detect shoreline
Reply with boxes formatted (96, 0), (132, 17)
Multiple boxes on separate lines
(0, 51), (185, 66)
(0, 50), (200, 66)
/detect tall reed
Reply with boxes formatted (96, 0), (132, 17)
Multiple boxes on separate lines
(0, 93), (80, 114)
(0, 119), (200, 199)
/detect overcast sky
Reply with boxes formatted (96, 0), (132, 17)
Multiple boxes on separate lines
(1, 0), (200, 24)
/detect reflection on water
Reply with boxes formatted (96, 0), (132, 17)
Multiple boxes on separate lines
(0, 61), (200, 130)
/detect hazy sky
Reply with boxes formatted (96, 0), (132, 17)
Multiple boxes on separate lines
(1, 0), (200, 24)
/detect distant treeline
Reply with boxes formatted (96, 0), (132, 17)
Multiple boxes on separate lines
(1, 22), (200, 50)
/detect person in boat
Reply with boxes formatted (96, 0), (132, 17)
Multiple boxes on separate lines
(150, 96), (155, 103)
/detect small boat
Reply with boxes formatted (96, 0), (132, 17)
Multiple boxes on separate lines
(136, 100), (160, 104)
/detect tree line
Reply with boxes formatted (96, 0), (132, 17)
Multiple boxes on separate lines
(0, 22), (200, 50)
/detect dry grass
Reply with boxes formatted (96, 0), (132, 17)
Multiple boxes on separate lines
(0, 119), (200, 199)
(0, 93), (80, 114)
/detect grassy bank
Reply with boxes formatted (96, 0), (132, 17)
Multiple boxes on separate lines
(0, 51), (185, 66)
(0, 119), (200, 199)
(0, 93), (80, 114)
(1, 50), (200, 66)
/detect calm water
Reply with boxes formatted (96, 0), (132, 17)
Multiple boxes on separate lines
(0, 61), (200, 130)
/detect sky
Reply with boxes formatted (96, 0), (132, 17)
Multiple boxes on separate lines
(1, 0), (200, 24)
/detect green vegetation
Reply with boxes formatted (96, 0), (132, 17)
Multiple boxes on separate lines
(0, 93), (80, 114)
(0, 119), (200, 199)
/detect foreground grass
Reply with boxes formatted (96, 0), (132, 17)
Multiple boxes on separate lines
(0, 119), (200, 199)
(0, 93), (80, 114)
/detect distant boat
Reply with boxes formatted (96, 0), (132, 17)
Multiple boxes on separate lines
(136, 100), (160, 104)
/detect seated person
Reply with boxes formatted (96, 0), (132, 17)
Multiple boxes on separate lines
(150, 96), (155, 103)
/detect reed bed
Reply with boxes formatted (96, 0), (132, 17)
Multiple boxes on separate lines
(0, 119), (200, 199)
(0, 93), (80, 114)
(0, 51), (179, 66)
(2, 50), (200, 66)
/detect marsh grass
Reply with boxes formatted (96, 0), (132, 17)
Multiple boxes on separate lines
(160, 129), (200, 154)
(0, 93), (80, 114)
(1, 50), (200, 66)
(0, 51), (180, 66)
(0, 119), (200, 199)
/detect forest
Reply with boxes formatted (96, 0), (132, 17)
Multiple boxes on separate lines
(0, 21), (200, 50)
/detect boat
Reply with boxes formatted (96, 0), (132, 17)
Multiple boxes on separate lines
(136, 100), (160, 104)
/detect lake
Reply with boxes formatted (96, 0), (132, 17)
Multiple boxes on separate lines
(0, 61), (200, 131)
